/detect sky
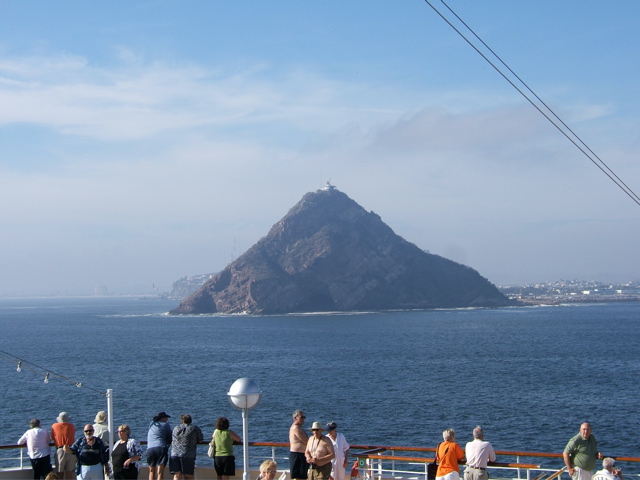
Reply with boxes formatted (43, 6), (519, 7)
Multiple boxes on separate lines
(1, 1), (639, 296)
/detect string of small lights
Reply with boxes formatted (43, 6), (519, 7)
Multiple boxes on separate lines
(0, 349), (107, 396)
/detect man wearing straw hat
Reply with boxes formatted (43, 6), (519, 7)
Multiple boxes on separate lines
(92, 411), (109, 444)
(305, 422), (335, 480)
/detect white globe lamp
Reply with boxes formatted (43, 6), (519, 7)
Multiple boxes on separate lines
(228, 378), (262, 480)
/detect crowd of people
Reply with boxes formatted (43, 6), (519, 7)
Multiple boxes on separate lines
(17, 410), (216, 480)
(431, 422), (621, 480)
(15, 410), (621, 480)
(288, 410), (350, 480)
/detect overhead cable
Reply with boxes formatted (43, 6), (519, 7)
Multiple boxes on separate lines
(424, 0), (640, 206)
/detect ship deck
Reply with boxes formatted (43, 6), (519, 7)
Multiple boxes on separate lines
(3, 441), (640, 480)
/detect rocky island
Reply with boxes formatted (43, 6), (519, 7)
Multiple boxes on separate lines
(170, 185), (511, 314)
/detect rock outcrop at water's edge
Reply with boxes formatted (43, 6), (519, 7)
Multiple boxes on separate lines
(170, 187), (513, 314)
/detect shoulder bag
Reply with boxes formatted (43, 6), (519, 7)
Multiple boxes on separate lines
(207, 432), (216, 458)
(427, 442), (450, 480)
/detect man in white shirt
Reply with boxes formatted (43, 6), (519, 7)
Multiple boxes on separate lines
(18, 418), (53, 479)
(463, 426), (496, 480)
(594, 458), (623, 480)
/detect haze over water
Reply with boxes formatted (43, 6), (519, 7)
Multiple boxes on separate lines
(1, 298), (639, 473)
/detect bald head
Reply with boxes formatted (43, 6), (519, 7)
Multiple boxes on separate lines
(580, 423), (592, 439)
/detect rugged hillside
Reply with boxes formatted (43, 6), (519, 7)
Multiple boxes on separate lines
(170, 187), (511, 314)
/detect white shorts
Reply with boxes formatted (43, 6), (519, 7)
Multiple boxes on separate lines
(437, 472), (460, 480)
(572, 467), (593, 480)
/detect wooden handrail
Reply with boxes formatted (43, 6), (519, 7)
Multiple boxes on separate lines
(529, 472), (548, 480)
(495, 451), (563, 459)
(2, 441), (639, 465)
(545, 466), (567, 480)
(352, 453), (539, 469)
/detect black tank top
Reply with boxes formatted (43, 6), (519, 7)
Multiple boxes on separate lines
(112, 441), (130, 473)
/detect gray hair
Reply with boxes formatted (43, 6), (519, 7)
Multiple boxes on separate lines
(473, 426), (484, 439)
(443, 428), (456, 442)
(292, 410), (304, 420)
(603, 458), (616, 469)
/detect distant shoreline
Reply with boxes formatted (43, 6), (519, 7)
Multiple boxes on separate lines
(515, 295), (640, 306)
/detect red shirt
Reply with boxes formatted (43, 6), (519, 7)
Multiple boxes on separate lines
(51, 422), (75, 447)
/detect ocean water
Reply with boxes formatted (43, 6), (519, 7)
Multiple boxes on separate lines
(1, 298), (639, 473)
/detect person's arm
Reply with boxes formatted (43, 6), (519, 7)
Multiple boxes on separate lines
(305, 438), (314, 463)
(230, 430), (242, 443)
(457, 443), (466, 463)
(563, 451), (574, 477)
(291, 426), (305, 446)
(100, 439), (110, 473)
(17, 432), (27, 445)
(124, 440), (142, 467)
(64, 439), (79, 456)
(343, 448), (350, 468)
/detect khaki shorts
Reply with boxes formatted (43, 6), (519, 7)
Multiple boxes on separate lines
(309, 463), (332, 480)
(55, 448), (77, 473)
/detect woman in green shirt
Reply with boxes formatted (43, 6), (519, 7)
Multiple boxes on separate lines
(212, 417), (242, 480)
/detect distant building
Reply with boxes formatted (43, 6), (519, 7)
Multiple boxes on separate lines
(94, 285), (108, 296)
(321, 181), (336, 191)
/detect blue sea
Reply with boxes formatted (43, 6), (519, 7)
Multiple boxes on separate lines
(1, 298), (639, 473)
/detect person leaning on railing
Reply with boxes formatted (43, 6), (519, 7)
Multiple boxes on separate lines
(463, 426), (495, 480)
(435, 429), (465, 480)
(17, 418), (53, 480)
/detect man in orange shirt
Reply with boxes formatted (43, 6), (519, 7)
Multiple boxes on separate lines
(50, 412), (76, 480)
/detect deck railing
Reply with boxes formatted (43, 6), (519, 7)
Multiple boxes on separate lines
(2, 442), (640, 480)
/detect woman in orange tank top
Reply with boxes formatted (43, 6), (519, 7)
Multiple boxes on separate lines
(436, 429), (465, 480)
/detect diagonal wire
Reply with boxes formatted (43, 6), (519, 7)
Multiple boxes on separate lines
(424, 0), (640, 206)
(437, 0), (640, 205)
(0, 349), (106, 396)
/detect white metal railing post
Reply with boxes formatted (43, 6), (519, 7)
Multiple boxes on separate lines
(242, 408), (250, 480)
(107, 389), (114, 462)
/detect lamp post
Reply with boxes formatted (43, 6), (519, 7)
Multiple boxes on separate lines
(228, 378), (262, 480)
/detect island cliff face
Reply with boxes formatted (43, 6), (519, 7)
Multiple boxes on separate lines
(170, 188), (511, 314)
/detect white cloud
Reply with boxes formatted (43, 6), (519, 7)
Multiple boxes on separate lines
(0, 47), (639, 295)
(0, 52), (383, 142)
